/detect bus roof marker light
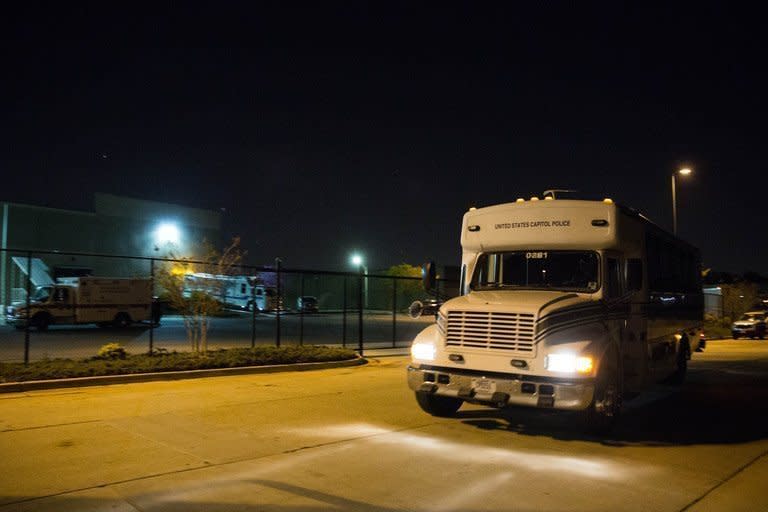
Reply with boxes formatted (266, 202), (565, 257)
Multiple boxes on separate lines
(603, 198), (614, 204)
(516, 198), (525, 203)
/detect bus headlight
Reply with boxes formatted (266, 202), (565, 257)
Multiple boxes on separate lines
(545, 353), (593, 375)
(411, 341), (436, 362)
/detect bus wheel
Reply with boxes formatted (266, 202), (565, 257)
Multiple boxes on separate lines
(584, 353), (621, 434)
(414, 392), (463, 417)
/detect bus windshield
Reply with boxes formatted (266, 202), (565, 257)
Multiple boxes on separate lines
(470, 251), (600, 292)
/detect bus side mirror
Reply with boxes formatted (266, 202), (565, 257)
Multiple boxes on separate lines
(422, 261), (436, 293)
(627, 259), (643, 292)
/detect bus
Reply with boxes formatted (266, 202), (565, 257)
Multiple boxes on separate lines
(183, 273), (279, 312)
(407, 195), (704, 431)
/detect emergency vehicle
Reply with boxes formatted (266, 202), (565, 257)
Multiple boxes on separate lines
(182, 273), (280, 312)
(6, 277), (158, 329)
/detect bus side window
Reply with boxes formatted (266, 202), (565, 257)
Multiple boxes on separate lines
(626, 259), (643, 292)
(607, 258), (622, 298)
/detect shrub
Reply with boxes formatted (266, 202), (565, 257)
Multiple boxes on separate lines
(0, 346), (358, 383)
(97, 343), (128, 360)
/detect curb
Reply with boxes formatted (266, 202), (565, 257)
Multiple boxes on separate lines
(0, 356), (368, 394)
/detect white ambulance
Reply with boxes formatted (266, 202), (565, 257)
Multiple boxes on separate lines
(6, 277), (158, 329)
(407, 196), (704, 431)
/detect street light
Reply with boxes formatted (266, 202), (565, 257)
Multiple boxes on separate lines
(350, 253), (368, 309)
(153, 221), (182, 253)
(671, 167), (692, 235)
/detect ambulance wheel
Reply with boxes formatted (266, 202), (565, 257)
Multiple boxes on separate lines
(584, 351), (621, 434)
(414, 392), (463, 417)
(113, 313), (132, 328)
(32, 313), (50, 331)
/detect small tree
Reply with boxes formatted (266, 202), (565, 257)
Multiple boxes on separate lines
(155, 237), (246, 354)
(384, 263), (424, 310)
(721, 281), (760, 322)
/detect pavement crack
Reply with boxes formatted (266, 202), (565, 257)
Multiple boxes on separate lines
(1, 419), (100, 433)
(678, 448), (768, 511)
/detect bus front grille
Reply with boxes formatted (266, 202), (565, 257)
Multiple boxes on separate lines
(445, 311), (536, 354)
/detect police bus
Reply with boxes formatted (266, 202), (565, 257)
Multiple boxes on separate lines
(407, 195), (704, 431)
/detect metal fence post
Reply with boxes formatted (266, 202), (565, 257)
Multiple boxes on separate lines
(251, 280), (256, 349)
(299, 272), (305, 346)
(392, 277), (397, 347)
(24, 251), (31, 365)
(358, 265), (364, 356)
(149, 258), (155, 355)
(276, 258), (282, 348)
(342, 275), (347, 348)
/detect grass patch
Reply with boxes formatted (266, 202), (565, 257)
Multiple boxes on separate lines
(0, 345), (358, 383)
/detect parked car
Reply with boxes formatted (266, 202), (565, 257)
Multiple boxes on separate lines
(296, 295), (319, 313)
(731, 311), (767, 339)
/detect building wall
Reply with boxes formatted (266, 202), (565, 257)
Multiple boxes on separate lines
(1, 194), (222, 311)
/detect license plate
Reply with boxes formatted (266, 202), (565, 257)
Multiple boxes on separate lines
(472, 378), (497, 394)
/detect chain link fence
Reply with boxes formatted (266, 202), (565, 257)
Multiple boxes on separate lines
(0, 248), (453, 363)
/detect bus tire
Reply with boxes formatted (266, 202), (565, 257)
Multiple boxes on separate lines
(584, 350), (621, 434)
(414, 392), (463, 417)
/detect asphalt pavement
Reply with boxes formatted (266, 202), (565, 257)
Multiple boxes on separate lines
(1, 342), (767, 511)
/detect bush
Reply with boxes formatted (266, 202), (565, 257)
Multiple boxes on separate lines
(97, 343), (128, 360)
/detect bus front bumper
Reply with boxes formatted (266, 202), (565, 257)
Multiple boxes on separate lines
(407, 364), (595, 411)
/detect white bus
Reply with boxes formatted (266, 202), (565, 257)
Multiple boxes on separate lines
(183, 273), (278, 312)
(407, 196), (704, 431)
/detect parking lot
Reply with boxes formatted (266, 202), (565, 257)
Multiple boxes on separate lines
(0, 312), (434, 361)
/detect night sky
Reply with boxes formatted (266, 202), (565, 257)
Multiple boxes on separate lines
(3, 3), (767, 275)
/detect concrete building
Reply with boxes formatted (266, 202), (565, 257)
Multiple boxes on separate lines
(1, 193), (222, 311)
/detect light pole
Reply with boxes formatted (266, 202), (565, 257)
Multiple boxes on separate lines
(350, 253), (368, 309)
(671, 167), (692, 235)
(350, 253), (367, 356)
